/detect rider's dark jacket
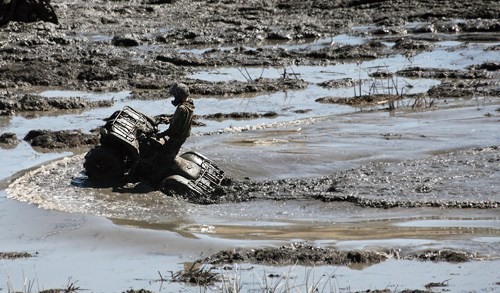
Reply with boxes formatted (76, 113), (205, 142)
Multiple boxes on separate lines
(150, 99), (194, 182)
(165, 98), (195, 142)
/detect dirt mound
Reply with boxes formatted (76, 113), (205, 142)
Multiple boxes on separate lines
(0, 132), (19, 146)
(24, 129), (98, 149)
(0, 0), (58, 26)
(204, 243), (389, 266)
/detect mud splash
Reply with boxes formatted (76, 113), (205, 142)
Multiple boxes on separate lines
(216, 146), (500, 208)
(6, 154), (191, 223)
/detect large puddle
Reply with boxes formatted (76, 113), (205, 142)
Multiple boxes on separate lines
(5, 97), (500, 254)
(6, 152), (500, 260)
(4, 32), (500, 234)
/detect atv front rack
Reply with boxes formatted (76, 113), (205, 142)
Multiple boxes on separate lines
(187, 155), (226, 197)
(162, 152), (227, 201)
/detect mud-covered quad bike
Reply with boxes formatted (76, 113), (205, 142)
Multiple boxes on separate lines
(83, 106), (227, 198)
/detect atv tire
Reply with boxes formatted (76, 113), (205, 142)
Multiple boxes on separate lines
(84, 146), (125, 182)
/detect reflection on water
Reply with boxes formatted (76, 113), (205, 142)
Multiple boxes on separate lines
(396, 219), (500, 229)
(176, 219), (500, 242)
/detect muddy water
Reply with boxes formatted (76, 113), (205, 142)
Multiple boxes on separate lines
(2, 35), (500, 291)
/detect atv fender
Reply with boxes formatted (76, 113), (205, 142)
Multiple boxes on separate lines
(160, 175), (197, 196)
(171, 156), (201, 180)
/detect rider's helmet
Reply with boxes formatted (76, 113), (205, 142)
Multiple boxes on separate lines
(169, 83), (190, 106)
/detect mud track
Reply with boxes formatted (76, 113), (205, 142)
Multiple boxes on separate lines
(175, 146), (500, 208)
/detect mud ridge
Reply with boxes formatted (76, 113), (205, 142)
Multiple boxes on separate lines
(217, 146), (500, 208)
(128, 78), (308, 99)
(428, 80), (500, 98)
(202, 242), (477, 267)
(200, 111), (278, 120)
(396, 67), (493, 79)
(0, 93), (114, 114)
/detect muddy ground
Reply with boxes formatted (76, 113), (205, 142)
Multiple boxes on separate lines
(1, 0), (499, 292)
(0, 0), (499, 95)
(202, 242), (474, 266)
(0, 0), (498, 150)
(209, 146), (500, 207)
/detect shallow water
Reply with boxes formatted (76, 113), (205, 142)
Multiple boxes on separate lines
(1, 30), (500, 292)
(5, 103), (500, 281)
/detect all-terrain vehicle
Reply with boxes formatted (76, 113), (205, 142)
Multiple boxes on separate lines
(83, 106), (227, 198)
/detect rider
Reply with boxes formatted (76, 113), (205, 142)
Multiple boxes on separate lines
(151, 83), (195, 182)
(161, 83), (195, 159)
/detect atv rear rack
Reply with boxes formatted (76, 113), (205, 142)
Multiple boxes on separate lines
(107, 106), (156, 154)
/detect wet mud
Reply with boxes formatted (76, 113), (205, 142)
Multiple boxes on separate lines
(188, 78), (309, 96)
(0, 0), (58, 26)
(129, 77), (308, 100)
(428, 79), (500, 98)
(204, 243), (389, 267)
(202, 242), (474, 267)
(0, 132), (19, 147)
(0, 93), (114, 114)
(23, 129), (98, 149)
(200, 111), (278, 120)
(316, 93), (407, 107)
(1, 0), (499, 292)
(217, 146), (499, 209)
(1, 0), (498, 94)
(396, 66), (493, 79)
(318, 77), (364, 89)
(0, 251), (33, 259)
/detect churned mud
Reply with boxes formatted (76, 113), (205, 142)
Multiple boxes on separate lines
(215, 146), (499, 208)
